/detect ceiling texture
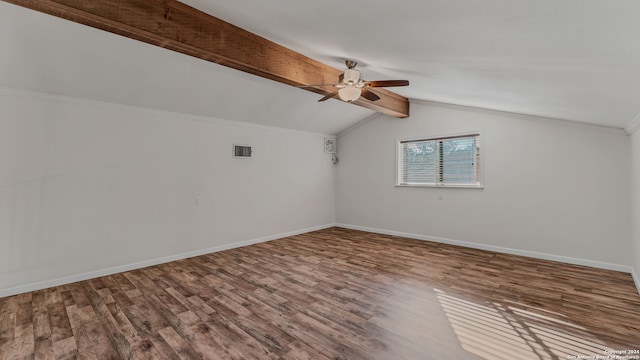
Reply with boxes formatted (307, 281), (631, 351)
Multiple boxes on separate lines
(1, 0), (640, 135)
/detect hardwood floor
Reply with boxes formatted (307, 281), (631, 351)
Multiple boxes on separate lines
(1, 227), (639, 359)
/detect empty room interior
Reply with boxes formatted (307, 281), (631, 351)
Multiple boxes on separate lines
(1, 0), (640, 359)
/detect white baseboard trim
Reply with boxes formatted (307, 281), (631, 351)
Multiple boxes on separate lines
(5, 223), (637, 298)
(0, 223), (335, 298)
(632, 267), (640, 295)
(335, 223), (634, 274)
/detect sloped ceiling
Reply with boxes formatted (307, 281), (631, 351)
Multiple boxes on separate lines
(2, 1), (640, 134)
(0, 1), (373, 135)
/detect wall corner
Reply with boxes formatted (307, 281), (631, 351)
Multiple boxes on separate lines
(625, 112), (640, 135)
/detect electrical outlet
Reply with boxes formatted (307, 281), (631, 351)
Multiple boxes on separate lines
(195, 196), (201, 205)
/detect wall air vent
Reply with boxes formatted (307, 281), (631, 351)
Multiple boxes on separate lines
(233, 144), (252, 158)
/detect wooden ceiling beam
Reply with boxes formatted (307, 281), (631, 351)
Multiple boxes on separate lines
(3, 0), (410, 118)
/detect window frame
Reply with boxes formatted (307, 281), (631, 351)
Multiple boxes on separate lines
(395, 131), (484, 189)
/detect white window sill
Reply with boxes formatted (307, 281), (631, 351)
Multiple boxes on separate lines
(395, 183), (484, 189)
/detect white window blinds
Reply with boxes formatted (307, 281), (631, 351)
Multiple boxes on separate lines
(398, 133), (481, 187)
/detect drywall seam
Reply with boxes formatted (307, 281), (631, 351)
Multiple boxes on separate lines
(0, 86), (335, 138)
(337, 112), (384, 138)
(409, 98), (627, 135)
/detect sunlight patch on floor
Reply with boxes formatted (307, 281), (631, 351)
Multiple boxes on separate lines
(435, 289), (612, 360)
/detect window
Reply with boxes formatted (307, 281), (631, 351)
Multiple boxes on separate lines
(397, 132), (482, 188)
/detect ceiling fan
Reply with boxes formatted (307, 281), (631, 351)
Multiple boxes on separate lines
(299, 60), (409, 103)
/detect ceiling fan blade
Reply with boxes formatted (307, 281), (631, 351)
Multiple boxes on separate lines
(360, 89), (380, 102)
(365, 80), (409, 88)
(338, 73), (344, 83)
(296, 84), (338, 88)
(318, 91), (339, 102)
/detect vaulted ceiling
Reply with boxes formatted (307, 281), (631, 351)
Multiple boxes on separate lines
(2, 1), (639, 134)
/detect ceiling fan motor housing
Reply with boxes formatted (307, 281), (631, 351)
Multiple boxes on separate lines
(343, 69), (361, 85)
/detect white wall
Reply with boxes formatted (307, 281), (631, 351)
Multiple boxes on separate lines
(336, 100), (631, 270)
(0, 89), (336, 295)
(631, 131), (640, 288)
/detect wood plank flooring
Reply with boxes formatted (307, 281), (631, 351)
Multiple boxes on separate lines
(1, 227), (639, 359)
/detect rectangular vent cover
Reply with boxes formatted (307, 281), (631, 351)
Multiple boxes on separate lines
(233, 144), (252, 158)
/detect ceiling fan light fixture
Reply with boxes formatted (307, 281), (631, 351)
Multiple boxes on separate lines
(338, 86), (361, 102)
(301, 59), (408, 104)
